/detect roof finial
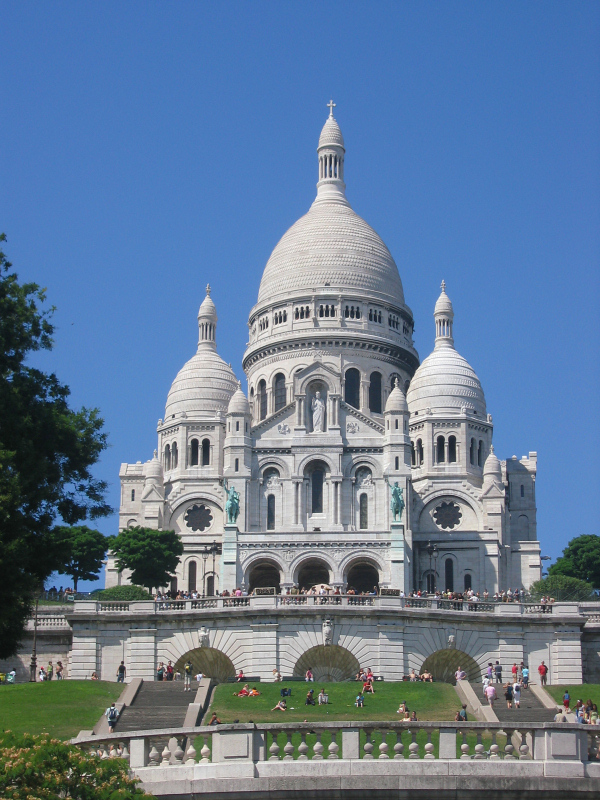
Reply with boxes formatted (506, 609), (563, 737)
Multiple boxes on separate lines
(327, 99), (336, 117)
(394, 377), (399, 389)
(206, 283), (211, 296)
(441, 279), (446, 293)
(490, 444), (495, 454)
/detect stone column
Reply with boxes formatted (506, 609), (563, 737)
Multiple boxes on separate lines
(390, 522), (405, 590)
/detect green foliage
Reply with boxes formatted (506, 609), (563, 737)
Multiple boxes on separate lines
(109, 527), (183, 591)
(549, 534), (600, 590)
(51, 525), (107, 591)
(0, 235), (111, 658)
(0, 730), (154, 800)
(529, 574), (594, 602)
(97, 585), (151, 601)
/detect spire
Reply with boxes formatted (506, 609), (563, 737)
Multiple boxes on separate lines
(197, 285), (218, 350)
(316, 101), (346, 202)
(434, 280), (454, 348)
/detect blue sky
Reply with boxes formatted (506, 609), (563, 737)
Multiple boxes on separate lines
(1, 2), (598, 590)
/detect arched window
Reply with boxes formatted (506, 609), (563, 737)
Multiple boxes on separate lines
(235, 458), (239, 472)
(267, 494), (275, 530)
(478, 440), (484, 467)
(201, 438), (210, 466)
(188, 561), (197, 593)
(359, 493), (368, 529)
(345, 368), (360, 409)
(311, 469), (324, 514)
(258, 379), (267, 420)
(274, 373), (286, 411)
(369, 371), (382, 413)
(437, 436), (445, 463)
(411, 442), (416, 466)
(448, 435), (457, 463)
(395, 456), (399, 470)
(464, 573), (472, 592)
(417, 439), (424, 466)
(445, 559), (454, 592)
(520, 484), (525, 498)
(516, 514), (530, 538)
(164, 444), (171, 471)
(395, 419), (399, 429)
(470, 438), (476, 465)
(171, 443), (178, 469)
(206, 574), (215, 596)
(190, 438), (199, 466)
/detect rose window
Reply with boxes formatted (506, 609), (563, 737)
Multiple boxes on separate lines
(433, 501), (462, 530)
(185, 504), (213, 532)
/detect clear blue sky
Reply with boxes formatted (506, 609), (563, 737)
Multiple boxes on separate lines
(1, 2), (598, 590)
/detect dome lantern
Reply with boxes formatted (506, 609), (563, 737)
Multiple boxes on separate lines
(316, 100), (346, 200)
(434, 280), (454, 348)
(198, 284), (218, 350)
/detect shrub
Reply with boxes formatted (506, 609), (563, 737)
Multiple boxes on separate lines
(96, 585), (151, 601)
(0, 730), (154, 800)
(529, 574), (594, 602)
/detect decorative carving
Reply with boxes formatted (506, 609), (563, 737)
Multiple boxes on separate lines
(266, 475), (280, 488)
(311, 392), (325, 432)
(447, 634), (456, 649)
(322, 618), (333, 646)
(185, 504), (213, 532)
(356, 468), (372, 487)
(346, 421), (360, 434)
(198, 626), (210, 648)
(277, 423), (291, 435)
(387, 480), (405, 522)
(433, 501), (462, 530)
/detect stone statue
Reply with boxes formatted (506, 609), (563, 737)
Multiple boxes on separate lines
(387, 480), (405, 522)
(198, 626), (210, 648)
(447, 634), (456, 649)
(223, 479), (240, 525)
(322, 618), (333, 646)
(311, 391), (325, 432)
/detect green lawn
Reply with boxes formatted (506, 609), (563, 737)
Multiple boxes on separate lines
(546, 684), (600, 708)
(0, 680), (122, 740)
(210, 680), (460, 724)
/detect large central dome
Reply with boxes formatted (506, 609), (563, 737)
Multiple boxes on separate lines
(256, 109), (405, 307)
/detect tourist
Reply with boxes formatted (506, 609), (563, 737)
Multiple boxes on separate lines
(195, 671), (204, 682)
(280, 686), (292, 698)
(184, 660), (193, 691)
(91, 671), (99, 680)
(420, 670), (433, 682)
(39, 666), (47, 681)
(156, 662), (165, 681)
(355, 693), (364, 708)
(272, 669), (282, 682)
(504, 682), (513, 709)
(455, 667), (466, 682)
(237, 670), (245, 682)
(56, 661), (64, 680)
(248, 686), (260, 696)
(454, 705), (468, 722)
(105, 703), (119, 733)
(305, 668), (314, 682)
(305, 689), (316, 705)
(494, 661), (502, 683)
(355, 668), (365, 681)
(410, 711), (418, 722)
(166, 661), (174, 681)
(409, 669), (418, 681)
(318, 688), (328, 705)
(486, 663), (493, 681)
(397, 701), (409, 715)
(208, 712), (222, 725)
(538, 661), (548, 686)
(363, 678), (375, 694)
(47, 661), (53, 681)
(236, 683), (250, 697)
(522, 665), (529, 688)
(117, 661), (126, 683)
(512, 681), (522, 709)
(563, 689), (571, 712)
(484, 683), (497, 708)
(482, 675), (491, 697)
(511, 663), (518, 681)
(272, 699), (287, 711)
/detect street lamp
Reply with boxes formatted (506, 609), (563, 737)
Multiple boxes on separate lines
(29, 593), (40, 682)
(425, 541), (436, 594)
(199, 540), (222, 596)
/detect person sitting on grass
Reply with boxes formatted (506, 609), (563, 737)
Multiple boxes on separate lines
(363, 678), (375, 694)
(365, 667), (374, 681)
(236, 683), (250, 697)
(272, 699), (287, 711)
(305, 668), (314, 682)
(396, 701), (408, 714)
(420, 670), (433, 682)
(410, 711), (418, 722)
(409, 669), (418, 682)
(355, 693), (364, 708)
(355, 668), (365, 681)
(318, 688), (328, 705)
(454, 705), (468, 722)
(248, 686), (261, 696)
(401, 711), (411, 721)
(208, 712), (221, 725)
(90, 671), (99, 680)
(305, 689), (316, 705)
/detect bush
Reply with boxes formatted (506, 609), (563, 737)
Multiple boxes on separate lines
(529, 574), (594, 602)
(96, 585), (151, 601)
(0, 730), (154, 800)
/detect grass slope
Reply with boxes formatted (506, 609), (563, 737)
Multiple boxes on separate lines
(210, 681), (459, 723)
(546, 683), (600, 708)
(0, 681), (122, 740)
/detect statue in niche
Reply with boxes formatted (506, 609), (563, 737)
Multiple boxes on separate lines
(222, 478), (240, 524)
(311, 391), (326, 433)
(388, 480), (405, 522)
(198, 626), (210, 648)
(322, 618), (333, 646)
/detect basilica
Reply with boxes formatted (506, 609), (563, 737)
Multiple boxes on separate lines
(106, 106), (542, 598)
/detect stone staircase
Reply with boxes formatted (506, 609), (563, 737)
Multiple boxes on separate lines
(493, 685), (557, 724)
(115, 681), (193, 732)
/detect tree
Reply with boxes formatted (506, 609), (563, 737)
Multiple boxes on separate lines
(548, 534), (600, 590)
(529, 574), (594, 602)
(109, 526), (183, 591)
(52, 525), (108, 592)
(0, 730), (153, 800)
(0, 235), (110, 658)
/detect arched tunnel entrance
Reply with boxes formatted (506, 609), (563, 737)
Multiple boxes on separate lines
(173, 648), (235, 684)
(419, 649), (481, 683)
(293, 645), (360, 682)
(345, 561), (380, 594)
(297, 559), (331, 590)
(247, 559), (281, 594)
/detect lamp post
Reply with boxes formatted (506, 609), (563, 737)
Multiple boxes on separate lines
(29, 594), (40, 682)
(425, 541), (436, 594)
(199, 540), (222, 596)
(201, 549), (209, 597)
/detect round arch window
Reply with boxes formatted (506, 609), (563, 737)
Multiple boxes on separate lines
(433, 501), (462, 530)
(185, 504), (213, 532)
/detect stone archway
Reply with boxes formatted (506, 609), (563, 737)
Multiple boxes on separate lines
(173, 647), (235, 684)
(293, 645), (360, 682)
(247, 559), (281, 593)
(296, 558), (331, 590)
(345, 561), (380, 594)
(420, 649), (481, 683)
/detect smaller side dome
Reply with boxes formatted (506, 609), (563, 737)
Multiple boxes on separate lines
(434, 280), (454, 317)
(318, 113), (345, 149)
(198, 284), (217, 322)
(228, 383), (250, 415)
(385, 379), (408, 413)
(483, 445), (502, 482)
(145, 449), (163, 480)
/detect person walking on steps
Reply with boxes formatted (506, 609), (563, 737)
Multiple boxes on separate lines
(117, 661), (126, 683)
(184, 660), (193, 691)
(105, 703), (119, 732)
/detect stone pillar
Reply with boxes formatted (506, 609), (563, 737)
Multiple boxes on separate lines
(390, 522), (405, 591)
(128, 628), (157, 680)
(222, 524), (238, 591)
(360, 377), (369, 413)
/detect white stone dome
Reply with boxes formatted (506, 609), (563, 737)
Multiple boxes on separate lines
(318, 114), (345, 148)
(385, 381), (408, 413)
(228, 384), (251, 415)
(483, 446), (502, 481)
(407, 284), (486, 418)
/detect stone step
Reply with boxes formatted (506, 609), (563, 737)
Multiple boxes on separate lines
(115, 681), (193, 732)
(493, 687), (556, 723)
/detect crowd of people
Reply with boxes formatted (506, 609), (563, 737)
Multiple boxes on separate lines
(560, 691), (599, 724)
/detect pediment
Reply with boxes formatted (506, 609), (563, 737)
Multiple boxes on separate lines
(481, 481), (505, 500)
(251, 403), (295, 439)
(340, 401), (384, 435)
(142, 484), (164, 502)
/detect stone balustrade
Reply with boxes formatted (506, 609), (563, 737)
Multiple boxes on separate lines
(25, 614), (71, 629)
(70, 596), (596, 616)
(72, 721), (600, 796)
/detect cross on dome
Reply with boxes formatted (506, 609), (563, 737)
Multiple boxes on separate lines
(327, 99), (336, 117)
(440, 280), (446, 293)
(206, 284), (211, 296)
